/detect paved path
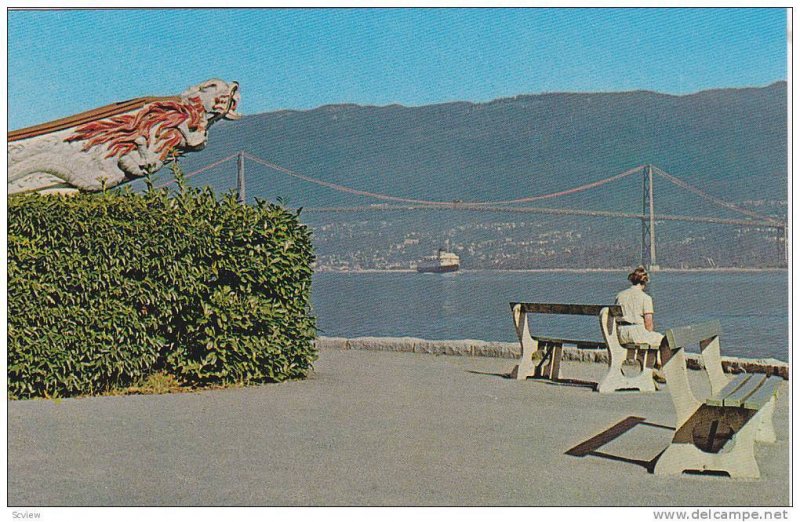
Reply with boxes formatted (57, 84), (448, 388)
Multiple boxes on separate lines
(8, 349), (789, 506)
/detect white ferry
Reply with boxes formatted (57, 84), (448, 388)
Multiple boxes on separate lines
(416, 249), (460, 273)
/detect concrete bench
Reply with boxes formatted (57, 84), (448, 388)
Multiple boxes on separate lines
(598, 307), (660, 393)
(654, 320), (782, 478)
(509, 302), (660, 392)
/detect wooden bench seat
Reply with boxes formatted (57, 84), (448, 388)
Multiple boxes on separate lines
(510, 302), (661, 392)
(705, 373), (783, 409)
(654, 321), (783, 478)
(530, 336), (605, 350)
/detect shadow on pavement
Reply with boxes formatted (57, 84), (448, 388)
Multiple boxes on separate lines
(466, 370), (513, 379)
(566, 416), (674, 473)
(542, 378), (597, 390)
(465, 370), (597, 390)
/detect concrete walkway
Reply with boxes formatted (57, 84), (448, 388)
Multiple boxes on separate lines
(8, 348), (789, 506)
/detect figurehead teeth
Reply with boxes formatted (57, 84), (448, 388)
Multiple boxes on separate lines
(224, 84), (241, 119)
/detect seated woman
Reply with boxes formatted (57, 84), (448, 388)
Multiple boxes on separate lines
(615, 266), (664, 348)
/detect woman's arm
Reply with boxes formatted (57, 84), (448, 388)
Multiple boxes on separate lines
(644, 313), (655, 331)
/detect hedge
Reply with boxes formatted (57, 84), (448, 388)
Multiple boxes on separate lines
(8, 171), (317, 399)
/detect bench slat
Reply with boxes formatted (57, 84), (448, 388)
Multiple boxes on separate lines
(621, 343), (657, 351)
(743, 376), (783, 410)
(723, 374), (767, 407)
(511, 303), (622, 317)
(532, 336), (606, 350)
(706, 373), (749, 406)
(665, 320), (722, 349)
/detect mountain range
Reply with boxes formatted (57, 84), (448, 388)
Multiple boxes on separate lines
(161, 81), (787, 213)
(141, 81), (787, 269)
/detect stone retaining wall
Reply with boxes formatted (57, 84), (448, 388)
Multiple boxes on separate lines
(316, 336), (789, 379)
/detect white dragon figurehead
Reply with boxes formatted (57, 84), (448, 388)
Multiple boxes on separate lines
(8, 79), (242, 194)
(181, 78), (242, 125)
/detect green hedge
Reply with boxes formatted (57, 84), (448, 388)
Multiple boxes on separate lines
(8, 176), (317, 399)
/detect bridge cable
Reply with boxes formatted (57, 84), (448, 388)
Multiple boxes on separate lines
(300, 204), (782, 228)
(154, 153), (240, 189)
(243, 151), (645, 206)
(651, 166), (782, 225)
(155, 153), (784, 229)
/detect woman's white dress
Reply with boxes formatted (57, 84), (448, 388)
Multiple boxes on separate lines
(614, 285), (664, 347)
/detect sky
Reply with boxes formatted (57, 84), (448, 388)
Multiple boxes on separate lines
(8, 7), (788, 130)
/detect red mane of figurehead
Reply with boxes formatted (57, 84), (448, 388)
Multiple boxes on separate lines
(66, 97), (206, 160)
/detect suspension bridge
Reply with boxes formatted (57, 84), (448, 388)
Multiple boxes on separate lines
(154, 151), (788, 269)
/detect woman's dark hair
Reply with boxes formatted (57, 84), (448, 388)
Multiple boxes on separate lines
(628, 266), (650, 286)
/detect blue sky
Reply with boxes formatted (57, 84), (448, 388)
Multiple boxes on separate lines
(8, 8), (787, 130)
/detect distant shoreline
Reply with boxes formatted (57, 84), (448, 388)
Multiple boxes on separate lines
(314, 267), (788, 274)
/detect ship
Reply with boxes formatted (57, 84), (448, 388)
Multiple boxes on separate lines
(416, 248), (460, 273)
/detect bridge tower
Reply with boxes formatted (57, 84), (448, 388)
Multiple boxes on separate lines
(237, 150), (246, 204)
(641, 164), (659, 271)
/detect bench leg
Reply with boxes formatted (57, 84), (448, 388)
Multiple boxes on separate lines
(754, 397), (777, 444)
(597, 309), (656, 393)
(533, 343), (563, 380)
(549, 344), (563, 380)
(645, 349), (659, 370)
(654, 422), (760, 479)
(598, 366), (657, 393)
(597, 344), (656, 393)
(511, 305), (538, 380)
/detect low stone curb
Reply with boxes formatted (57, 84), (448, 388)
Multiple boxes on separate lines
(315, 336), (789, 379)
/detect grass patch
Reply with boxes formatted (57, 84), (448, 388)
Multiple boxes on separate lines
(120, 372), (185, 395)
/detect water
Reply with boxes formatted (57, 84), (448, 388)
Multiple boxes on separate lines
(311, 270), (789, 362)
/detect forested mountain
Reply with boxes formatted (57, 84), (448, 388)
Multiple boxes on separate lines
(146, 82), (787, 269)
